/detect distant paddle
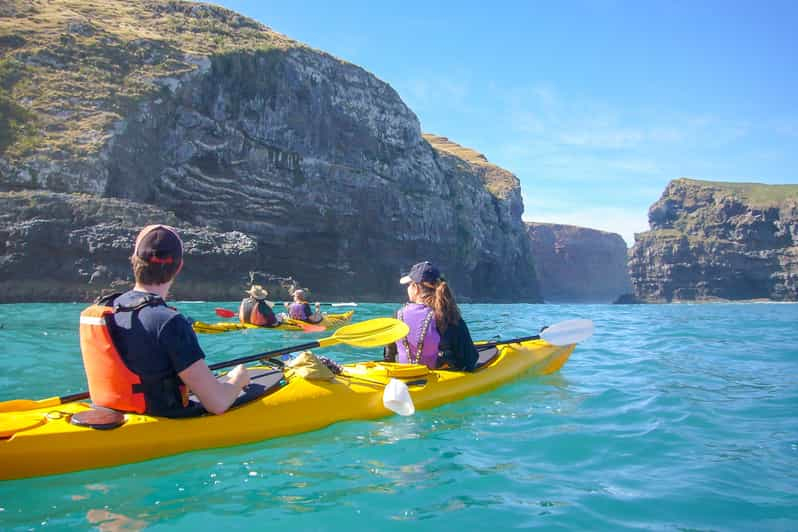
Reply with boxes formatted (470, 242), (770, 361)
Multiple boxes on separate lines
(215, 308), (236, 318)
(214, 307), (325, 333)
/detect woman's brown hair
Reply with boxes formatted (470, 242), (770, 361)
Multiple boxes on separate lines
(415, 280), (461, 332)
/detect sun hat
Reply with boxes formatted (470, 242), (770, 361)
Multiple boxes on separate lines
(133, 225), (183, 265)
(246, 285), (269, 299)
(399, 261), (441, 285)
(293, 289), (307, 299)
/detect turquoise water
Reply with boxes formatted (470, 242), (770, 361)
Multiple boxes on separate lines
(1, 302), (796, 530)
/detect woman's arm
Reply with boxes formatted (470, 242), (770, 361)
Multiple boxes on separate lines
(438, 318), (478, 371)
(384, 342), (398, 362)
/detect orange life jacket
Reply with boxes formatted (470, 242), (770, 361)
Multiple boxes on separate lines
(79, 294), (188, 414)
(239, 298), (272, 326)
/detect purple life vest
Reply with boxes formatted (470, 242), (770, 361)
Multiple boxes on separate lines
(288, 302), (311, 321)
(395, 303), (440, 369)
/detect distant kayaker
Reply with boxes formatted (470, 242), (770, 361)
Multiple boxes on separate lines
(239, 285), (280, 327)
(79, 225), (250, 417)
(384, 261), (478, 371)
(285, 289), (323, 323)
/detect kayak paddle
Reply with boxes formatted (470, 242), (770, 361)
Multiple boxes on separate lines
(0, 317), (410, 413)
(476, 319), (594, 350)
(207, 317), (408, 370)
(214, 307), (326, 333)
(383, 379), (415, 416)
(380, 318), (594, 417)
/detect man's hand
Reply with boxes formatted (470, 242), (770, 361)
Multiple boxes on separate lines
(179, 360), (250, 415)
(225, 364), (251, 388)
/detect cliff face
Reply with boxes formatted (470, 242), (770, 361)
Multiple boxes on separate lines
(525, 222), (631, 302)
(0, 190), (303, 302)
(0, 0), (541, 302)
(629, 178), (798, 302)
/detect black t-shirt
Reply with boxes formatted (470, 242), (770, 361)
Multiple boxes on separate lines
(109, 290), (205, 377)
(438, 318), (479, 372)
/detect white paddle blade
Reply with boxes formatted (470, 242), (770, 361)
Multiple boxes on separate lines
(540, 319), (595, 346)
(383, 378), (415, 416)
(331, 302), (358, 307)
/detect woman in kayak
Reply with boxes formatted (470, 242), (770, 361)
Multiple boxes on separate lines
(80, 225), (249, 417)
(285, 289), (323, 323)
(239, 285), (280, 327)
(384, 261), (478, 371)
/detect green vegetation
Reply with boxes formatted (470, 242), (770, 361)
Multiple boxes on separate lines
(0, 59), (40, 155)
(423, 133), (519, 199)
(0, 0), (299, 161)
(677, 178), (798, 207)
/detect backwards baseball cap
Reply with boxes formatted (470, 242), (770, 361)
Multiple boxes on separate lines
(133, 224), (183, 265)
(399, 261), (441, 285)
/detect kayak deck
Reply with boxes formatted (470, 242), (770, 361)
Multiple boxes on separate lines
(192, 310), (355, 334)
(0, 338), (575, 480)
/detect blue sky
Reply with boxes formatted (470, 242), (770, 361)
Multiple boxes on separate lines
(214, 0), (797, 245)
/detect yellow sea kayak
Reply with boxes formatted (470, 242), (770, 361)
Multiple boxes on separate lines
(192, 310), (355, 333)
(0, 338), (576, 481)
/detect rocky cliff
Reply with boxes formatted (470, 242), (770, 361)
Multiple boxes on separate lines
(628, 178), (798, 302)
(0, 0), (541, 302)
(525, 222), (631, 302)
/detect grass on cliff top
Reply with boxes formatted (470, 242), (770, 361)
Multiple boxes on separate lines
(525, 221), (623, 238)
(0, 0), (297, 159)
(676, 178), (798, 207)
(423, 133), (519, 199)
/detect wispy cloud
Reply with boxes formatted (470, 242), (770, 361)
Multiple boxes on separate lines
(770, 119), (797, 137)
(558, 128), (644, 149)
(397, 75), (794, 237)
(401, 75), (471, 112)
(608, 158), (662, 174)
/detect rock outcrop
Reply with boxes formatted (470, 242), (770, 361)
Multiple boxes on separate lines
(0, 0), (541, 302)
(628, 178), (798, 302)
(525, 222), (631, 302)
(0, 190), (303, 302)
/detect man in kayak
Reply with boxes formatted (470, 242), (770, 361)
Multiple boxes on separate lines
(285, 289), (323, 323)
(79, 225), (250, 416)
(383, 261), (478, 371)
(239, 285), (280, 327)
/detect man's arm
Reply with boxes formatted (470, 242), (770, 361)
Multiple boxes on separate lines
(178, 361), (250, 415)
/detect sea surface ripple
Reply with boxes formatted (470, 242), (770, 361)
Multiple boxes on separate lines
(0, 302), (796, 530)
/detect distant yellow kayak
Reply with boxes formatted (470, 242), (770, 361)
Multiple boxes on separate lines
(0, 337), (577, 480)
(193, 310), (355, 333)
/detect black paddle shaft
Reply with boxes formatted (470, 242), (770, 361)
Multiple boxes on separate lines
(52, 341), (321, 405)
(208, 341), (320, 371)
(476, 334), (542, 352)
(58, 333), (545, 404)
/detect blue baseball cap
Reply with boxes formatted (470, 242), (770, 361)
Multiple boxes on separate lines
(400, 261), (441, 285)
